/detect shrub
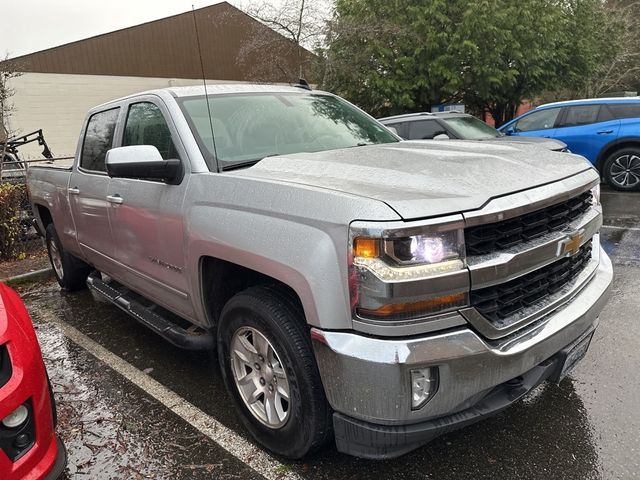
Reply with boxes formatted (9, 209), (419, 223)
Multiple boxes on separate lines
(0, 182), (26, 260)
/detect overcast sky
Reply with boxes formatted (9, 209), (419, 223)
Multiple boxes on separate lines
(3, 0), (240, 58)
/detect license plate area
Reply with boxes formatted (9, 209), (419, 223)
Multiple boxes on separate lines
(557, 331), (594, 382)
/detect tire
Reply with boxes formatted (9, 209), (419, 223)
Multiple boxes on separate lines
(603, 148), (640, 191)
(45, 224), (91, 291)
(217, 285), (332, 459)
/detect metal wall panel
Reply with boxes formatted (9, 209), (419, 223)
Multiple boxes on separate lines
(6, 2), (313, 82)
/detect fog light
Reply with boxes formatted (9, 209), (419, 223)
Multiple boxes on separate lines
(411, 367), (439, 409)
(2, 405), (29, 429)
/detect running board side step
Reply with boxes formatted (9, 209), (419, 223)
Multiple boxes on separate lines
(87, 272), (214, 351)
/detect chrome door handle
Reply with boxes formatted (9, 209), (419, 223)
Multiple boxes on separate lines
(597, 129), (614, 134)
(68, 186), (80, 195)
(106, 194), (123, 205)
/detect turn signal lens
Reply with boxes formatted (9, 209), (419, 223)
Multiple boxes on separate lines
(1, 405), (28, 429)
(357, 292), (468, 320)
(353, 237), (380, 258)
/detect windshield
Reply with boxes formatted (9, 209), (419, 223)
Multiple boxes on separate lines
(179, 92), (398, 170)
(441, 116), (501, 140)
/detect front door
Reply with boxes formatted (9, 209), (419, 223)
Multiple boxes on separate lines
(107, 99), (194, 320)
(509, 106), (562, 139)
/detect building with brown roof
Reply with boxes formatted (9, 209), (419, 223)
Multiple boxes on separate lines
(3, 2), (314, 158)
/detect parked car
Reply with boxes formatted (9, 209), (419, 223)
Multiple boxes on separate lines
(378, 112), (568, 151)
(499, 97), (640, 191)
(27, 85), (612, 460)
(0, 283), (66, 479)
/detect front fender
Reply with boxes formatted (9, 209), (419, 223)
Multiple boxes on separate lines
(187, 206), (351, 329)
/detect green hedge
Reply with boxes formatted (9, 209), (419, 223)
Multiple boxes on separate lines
(0, 182), (26, 260)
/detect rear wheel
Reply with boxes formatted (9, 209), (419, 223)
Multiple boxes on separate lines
(45, 224), (91, 291)
(603, 148), (640, 191)
(217, 285), (332, 459)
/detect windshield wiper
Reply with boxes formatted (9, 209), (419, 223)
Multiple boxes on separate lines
(221, 160), (261, 171)
(221, 154), (283, 172)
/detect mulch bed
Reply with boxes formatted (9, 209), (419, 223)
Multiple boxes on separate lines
(0, 248), (50, 281)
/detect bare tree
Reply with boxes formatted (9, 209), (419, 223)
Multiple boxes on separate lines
(576, 2), (640, 97)
(0, 53), (22, 183)
(234, 0), (331, 82)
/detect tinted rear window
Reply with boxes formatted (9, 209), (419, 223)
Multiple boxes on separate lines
(607, 103), (640, 119)
(558, 105), (600, 128)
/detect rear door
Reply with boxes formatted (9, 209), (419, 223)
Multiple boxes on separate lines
(553, 104), (620, 164)
(68, 107), (120, 272)
(107, 98), (195, 320)
(509, 106), (562, 139)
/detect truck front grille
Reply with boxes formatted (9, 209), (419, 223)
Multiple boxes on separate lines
(0, 345), (11, 389)
(465, 191), (593, 255)
(471, 241), (592, 325)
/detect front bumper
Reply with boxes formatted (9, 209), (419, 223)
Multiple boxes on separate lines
(311, 248), (612, 458)
(43, 437), (67, 480)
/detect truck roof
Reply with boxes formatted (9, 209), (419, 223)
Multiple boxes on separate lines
(90, 84), (330, 111)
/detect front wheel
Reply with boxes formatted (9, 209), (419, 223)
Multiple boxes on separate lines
(45, 224), (91, 291)
(217, 285), (332, 459)
(603, 149), (640, 191)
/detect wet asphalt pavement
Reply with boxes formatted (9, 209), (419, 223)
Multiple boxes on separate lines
(19, 186), (640, 479)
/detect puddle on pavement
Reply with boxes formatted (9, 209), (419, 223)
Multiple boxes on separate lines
(33, 322), (262, 480)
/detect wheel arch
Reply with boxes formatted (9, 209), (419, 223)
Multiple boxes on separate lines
(199, 255), (310, 331)
(34, 203), (54, 235)
(596, 137), (640, 172)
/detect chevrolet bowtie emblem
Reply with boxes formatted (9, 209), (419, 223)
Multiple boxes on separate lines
(557, 229), (585, 257)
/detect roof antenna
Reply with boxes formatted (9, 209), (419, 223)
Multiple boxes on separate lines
(295, 78), (312, 91)
(191, 5), (220, 172)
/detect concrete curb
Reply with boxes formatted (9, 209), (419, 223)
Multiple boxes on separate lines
(2, 267), (54, 286)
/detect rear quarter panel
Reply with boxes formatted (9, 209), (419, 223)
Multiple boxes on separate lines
(27, 166), (82, 258)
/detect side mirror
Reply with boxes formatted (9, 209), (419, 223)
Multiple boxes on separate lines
(504, 126), (515, 136)
(386, 126), (399, 135)
(106, 145), (181, 183)
(433, 133), (450, 140)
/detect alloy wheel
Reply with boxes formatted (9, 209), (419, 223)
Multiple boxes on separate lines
(230, 326), (291, 428)
(49, 240), (64, 279)
(610, 154), (640, 189)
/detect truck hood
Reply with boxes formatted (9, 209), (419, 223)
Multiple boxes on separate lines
(233, 140), (593, 220)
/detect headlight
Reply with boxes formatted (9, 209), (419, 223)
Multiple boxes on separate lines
(349, 216), (469, 321)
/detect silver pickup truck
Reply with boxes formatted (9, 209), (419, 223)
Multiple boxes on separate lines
(27, 85), (612, 460)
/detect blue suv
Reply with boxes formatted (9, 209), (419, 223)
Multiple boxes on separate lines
(499, 98), (640, 191)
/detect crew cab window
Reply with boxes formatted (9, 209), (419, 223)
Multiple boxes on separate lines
(607, 103), (640, 119)
(408, 120), (447, 139)
(123, 102), (179, 160)
(558, 105), (600, 128)
(80, 108), (119, 172)
(514, 107), (560, 132)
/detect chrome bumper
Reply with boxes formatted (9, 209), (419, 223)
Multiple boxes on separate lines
(312, 248), (612, 427)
